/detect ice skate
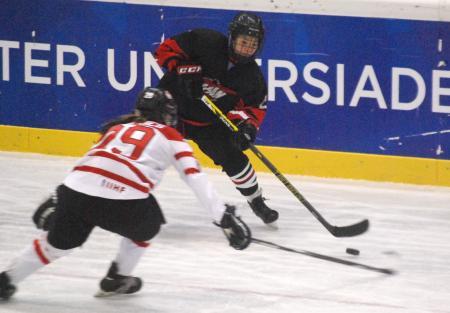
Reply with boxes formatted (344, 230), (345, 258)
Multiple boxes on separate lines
(0, 272), (17, 301)
(95, 262), (142, 297)
(248, 195), (279, 227)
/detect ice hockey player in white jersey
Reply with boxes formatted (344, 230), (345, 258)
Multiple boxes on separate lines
(0, 87), (251, 301)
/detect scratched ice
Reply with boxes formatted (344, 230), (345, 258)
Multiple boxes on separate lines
(1, 151), (450, 313)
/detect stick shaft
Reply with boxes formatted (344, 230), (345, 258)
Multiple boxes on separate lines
(200, 95), (369, 237)
(252, 238), (395, 275)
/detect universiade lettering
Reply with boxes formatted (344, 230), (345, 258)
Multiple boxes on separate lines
(1, 39), (449, 114)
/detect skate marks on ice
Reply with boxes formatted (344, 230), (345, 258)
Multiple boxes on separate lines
(1, 152), (450, 313)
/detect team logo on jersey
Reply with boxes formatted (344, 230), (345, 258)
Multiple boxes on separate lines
(101, 179), (126, 193)
(203, 84), (227, 100)
(202, 78), (227, 100)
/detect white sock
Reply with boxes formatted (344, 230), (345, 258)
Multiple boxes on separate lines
(6, 234), (72, 285)
(114, 238), (149, 276)
(246, 188), (262, 202)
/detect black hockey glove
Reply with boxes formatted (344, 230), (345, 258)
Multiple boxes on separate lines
(216, 205), (251, 250)
(32, 194), (57, 231)
(233, 121), (257, 151)
(176, 62), (203, 100)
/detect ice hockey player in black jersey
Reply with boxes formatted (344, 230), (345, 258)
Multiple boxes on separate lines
(155, 12), (279, 225)
(0, 87), (251, 301)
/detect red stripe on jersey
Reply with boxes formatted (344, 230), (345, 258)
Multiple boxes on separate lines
(245, 107), (266, 127)
(133, 240), (150, 248)
(175, 151), (193, 160)
(88, 151), (154, 189)
(184, 168), (200, 175)
(232, 169), (255, 185)
(157, 126), (186, 141)
(74, 166), (150, 193)
(181, 118), (212, 127)
(227, 110), (249, 121)
(232, 100), (266, 128)
(34, 239), (50, 265)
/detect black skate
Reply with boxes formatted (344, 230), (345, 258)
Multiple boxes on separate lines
(95, 262), (142, 298)
(0, 272), (17, 301)
(32, 195), (56, 231)
(248, 195), (279, 225)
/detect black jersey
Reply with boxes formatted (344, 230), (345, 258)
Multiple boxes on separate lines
(155, 28), (267, 126)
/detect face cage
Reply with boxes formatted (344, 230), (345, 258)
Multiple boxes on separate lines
(229, 34), (262, 63)
(233, 35), (259, 58)
(162, 112), (178, 128)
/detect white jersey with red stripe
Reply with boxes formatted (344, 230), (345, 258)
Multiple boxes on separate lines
(63, 121), (226, 223)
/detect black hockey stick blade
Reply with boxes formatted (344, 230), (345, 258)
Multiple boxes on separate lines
(329, 218), (370, 237)
(252, 238), (396, 275)
(248, 143), (370, 238)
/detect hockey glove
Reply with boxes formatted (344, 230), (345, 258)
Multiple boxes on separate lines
(233, 120), (257, 151)
(32, 194), (56, 231)
(176, 62), (203, 100)
(216, 205), (251, 250)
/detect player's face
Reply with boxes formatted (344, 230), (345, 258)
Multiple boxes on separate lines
(162, 101), (178, 127)
(162, 111), (177, 127)
(233, 35), (259, 58)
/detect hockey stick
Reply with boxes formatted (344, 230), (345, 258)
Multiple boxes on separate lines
(200, 95), (369, 237)
(252, 238), (395, 275)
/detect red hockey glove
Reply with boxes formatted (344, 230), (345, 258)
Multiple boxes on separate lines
(176, 62), (203, 100)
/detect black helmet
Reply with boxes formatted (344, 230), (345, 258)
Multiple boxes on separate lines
(228, 12), (265, 63)
(135, 87), (177, 127)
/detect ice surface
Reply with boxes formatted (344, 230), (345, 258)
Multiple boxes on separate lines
(1, 151), (449, 313)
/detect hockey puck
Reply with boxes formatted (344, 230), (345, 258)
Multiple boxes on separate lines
(346, 248), (360, 255)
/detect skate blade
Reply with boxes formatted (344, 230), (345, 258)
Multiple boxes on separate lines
(94, 290), (121, 298)
(265, 221), (278, 229)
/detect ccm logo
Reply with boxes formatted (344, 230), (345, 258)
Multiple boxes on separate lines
(177, 65), (202, 75)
